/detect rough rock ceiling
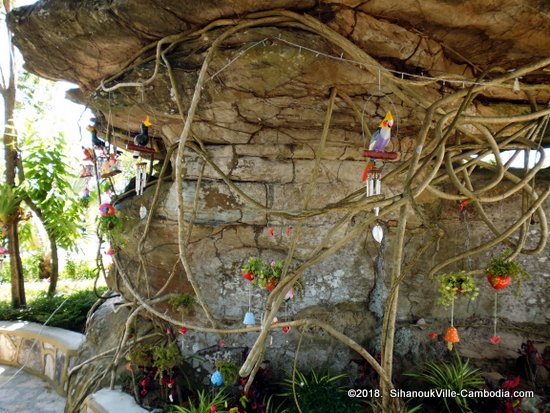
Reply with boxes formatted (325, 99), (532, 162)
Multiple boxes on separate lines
(7, 0), (550, 147)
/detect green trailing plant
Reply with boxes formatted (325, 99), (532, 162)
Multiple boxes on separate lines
(170, 389), (229, 413)
(153, 341), (183, 380)
(437, 271), (479, 307)
(169, 293), (196, 314)
(486, 249), (530, 293)
(404, 352), (484, 413)
(215, 359), (238, 386)
(97, 214), (127, 248)
(279, 370), (361, 413)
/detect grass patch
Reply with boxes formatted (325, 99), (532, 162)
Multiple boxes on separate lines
(0, 278), (108, 332)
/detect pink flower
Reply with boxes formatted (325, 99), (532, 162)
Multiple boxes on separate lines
(490, 335), (501, 345)
(178, 327), (188, 335)
(219, 340), (225, 347)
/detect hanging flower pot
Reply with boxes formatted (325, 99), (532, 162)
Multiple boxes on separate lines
(241, 257), (263, 282)
(264, 277), (279, 291)
(487, 274), (511, 290)
(485, 249), (530, 294)
(443, 326), (460, 351)
(242, 271), (255, 281)
(437, 271), (478, 307)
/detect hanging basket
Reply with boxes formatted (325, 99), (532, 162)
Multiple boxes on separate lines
(487, 274), (511, 290)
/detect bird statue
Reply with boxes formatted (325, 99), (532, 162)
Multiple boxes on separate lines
(362, 111), (394, 181)
(369, 111), (393, 152)
(133, 116), (153, 159)
(87, 125), (106, 148)
(134, 116), (152, 147)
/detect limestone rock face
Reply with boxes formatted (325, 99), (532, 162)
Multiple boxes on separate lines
(7, 0), (550, 397)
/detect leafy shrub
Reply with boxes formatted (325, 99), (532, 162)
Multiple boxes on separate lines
(0, 287), (107, 332)
(404, 352), (484, 413)
(169, 389), (229, 413)
(62, 258), (97, 280)
(279, 370), (361, 413)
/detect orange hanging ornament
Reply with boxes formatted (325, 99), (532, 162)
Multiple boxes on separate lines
(443, 326), (460, 351)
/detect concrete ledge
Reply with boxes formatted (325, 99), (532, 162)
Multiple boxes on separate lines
(0, 320), (84, 396)
(81, 388), (148, 413)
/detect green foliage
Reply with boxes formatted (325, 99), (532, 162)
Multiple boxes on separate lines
(1, 252), (46, 283)
(169, 293), (196, 313)
(63, 258), (97, 280)
(169, 389), (229, 413)
(215, 359), (238, 386)
(20, 135), (84, 250)
(404, 352), (484, 413)
(0, 287), (107, 332)
(0, 183), (22, 224)
(97, 214), (127, 248)
(153, 341), (183, 379)
(437, 271), (479, 307)
(279, 370), (361, 413)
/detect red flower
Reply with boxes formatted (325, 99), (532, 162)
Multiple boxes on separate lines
(267, 227), (275, 237)
(490, 335), (501, 345)
(501, 376), (521, 389)
(140, 389), (148, 396)
(178, 327), (188, 335)
(210, 404), (217, 413)
(140, 378), (149, 387)
(282, 326), (291, 334)
(458, 199), (469, 212)
(428, 332), (439, 341)
(219, 340), (225, 347)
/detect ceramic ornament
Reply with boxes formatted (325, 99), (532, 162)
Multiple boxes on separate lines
(372, 224), (384, 243)
(211, 370), (224, 387)
(243, 287), (256, 325)
(443, 326), (460, 351)
(139, 205), (147, 219)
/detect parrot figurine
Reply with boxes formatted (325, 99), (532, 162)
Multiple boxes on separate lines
(369, 111), (393, 152)
(362, 111), (394, 181)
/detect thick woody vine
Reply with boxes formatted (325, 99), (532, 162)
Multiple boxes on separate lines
(68, 9), (550, 411)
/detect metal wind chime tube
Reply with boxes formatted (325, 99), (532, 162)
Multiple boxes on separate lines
(366, 168), (382, 216)
(135, 162), (147, 196)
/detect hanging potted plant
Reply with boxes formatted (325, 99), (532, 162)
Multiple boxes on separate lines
(257, 260), (284, 291)
(241, 257), (264, 281)
(486, 249), (530, 292)
(437, 271), (479, 307)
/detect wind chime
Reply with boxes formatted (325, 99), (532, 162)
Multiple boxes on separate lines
(361, 111), (399, 243)
(243, 287), (256, 326)
(135, 162), (147, 196)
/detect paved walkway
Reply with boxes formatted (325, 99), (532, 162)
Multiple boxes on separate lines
(0, 364), (66, 413)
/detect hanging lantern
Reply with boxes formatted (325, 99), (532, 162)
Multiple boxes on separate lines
(135, 162), (147, 196)
(99, 203), (117, 216)
(443, 326), (460, 351)
(243, 311), (256, 325)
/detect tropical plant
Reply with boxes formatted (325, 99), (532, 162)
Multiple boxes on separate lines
(437, 271), (479, 307)
(279, 370), (361, 413)
(0, 183), (22, 225)
(170, 389), (229, 413)
(404, 352), (484, 413)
